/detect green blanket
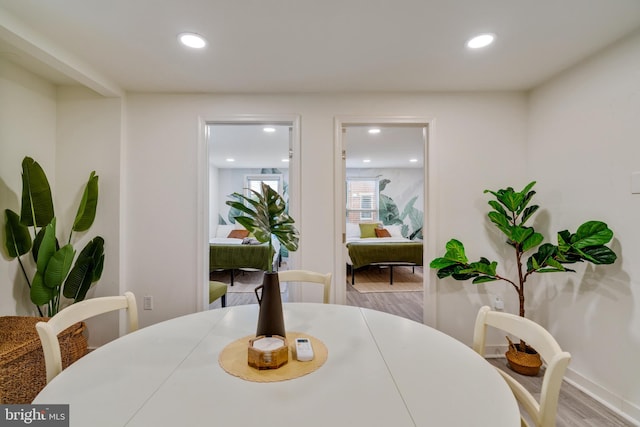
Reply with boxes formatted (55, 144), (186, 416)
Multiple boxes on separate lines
(347, 242), (423, 270)
(209, 243), (272, 271)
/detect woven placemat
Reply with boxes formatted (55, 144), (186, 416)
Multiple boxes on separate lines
(218, 331), (328, 382)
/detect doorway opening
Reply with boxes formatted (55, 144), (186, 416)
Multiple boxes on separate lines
(201, 116), (300, 310)
(334, 117), (436, 326)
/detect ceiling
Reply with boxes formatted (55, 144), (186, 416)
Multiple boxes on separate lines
(2, 1), (639, 168)
(1, 0), (640, 94)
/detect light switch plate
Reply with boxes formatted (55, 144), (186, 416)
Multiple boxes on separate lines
(632, 172), (640, 194)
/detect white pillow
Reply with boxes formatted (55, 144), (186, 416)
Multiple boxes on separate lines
(346, 223), (360, 239)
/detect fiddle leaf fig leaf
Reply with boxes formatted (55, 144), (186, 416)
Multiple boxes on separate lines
(443, 239), (468, 263)
(487, 212), (512, 236)
(72, 171), (99, 232)
(487, 201), (509, 219)
(572, 221), (613, 248)
(465, 259), (498, 276)
(521, 204), (539, 224)
(510, 226), (534, 244)
(575, 245), (617, 265)
(527, 243), (558, 272)
(4, 209), (32, 258)
(521, 232), (544, 252)
(473, 276), (499, 284)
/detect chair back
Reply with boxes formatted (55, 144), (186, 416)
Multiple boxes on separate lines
(36, 292), (138, 383)
(278, 270), (332, 303)
(472, 306), (571, 427)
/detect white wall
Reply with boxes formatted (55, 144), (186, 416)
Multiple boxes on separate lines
(0, 59), (57, 316)
(528, 29), (640, 421)
(124, 92), (528, 333)
(56, 86), (123, 344)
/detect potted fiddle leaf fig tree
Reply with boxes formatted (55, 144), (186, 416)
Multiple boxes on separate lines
(226, 183), (299, 338)
(429, 181), (616, 375)
(4, 157), (105, 317)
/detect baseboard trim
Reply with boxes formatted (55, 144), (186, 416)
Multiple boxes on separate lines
(563, 368), (640, 426)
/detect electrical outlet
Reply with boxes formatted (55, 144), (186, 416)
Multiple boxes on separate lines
(143, 295), (153, 310)
(494, 296), (504, 311)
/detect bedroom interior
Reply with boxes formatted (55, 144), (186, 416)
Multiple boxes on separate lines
(209, 123), (427, 315)
(207, 121), (303, 302)
(341, 124), (426, 316)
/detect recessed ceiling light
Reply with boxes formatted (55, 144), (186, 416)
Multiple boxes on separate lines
(263, 127), (276, 133)
(467, 33), (495, 49)
(368, 128), (381, 134)
(281, 158), (289, 162)
(226, 158), (235, 162)
(363, 159), (371, 163)
(409, 158), (418, 163)
(178, 32), (207, 49)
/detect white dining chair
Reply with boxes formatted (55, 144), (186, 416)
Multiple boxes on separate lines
(278, 270), (332, 304)
(36, 292), (139, 383)
(472, 305), (571, 427)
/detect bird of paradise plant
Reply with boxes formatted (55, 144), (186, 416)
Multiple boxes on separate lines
(4, 157), (104, 316)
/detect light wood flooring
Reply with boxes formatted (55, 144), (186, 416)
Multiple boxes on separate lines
(212, 273), (635, 426)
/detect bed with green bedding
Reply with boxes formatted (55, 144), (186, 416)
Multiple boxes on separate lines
(346, 238), (423, 284)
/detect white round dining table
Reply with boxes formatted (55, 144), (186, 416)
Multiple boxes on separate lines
(34, 303), (520, 426)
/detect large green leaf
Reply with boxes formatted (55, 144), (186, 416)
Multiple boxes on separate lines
(442, 239), (468, 263)
(4, 209), (32, 258)
(20, 157), (54, 227)
(521, 232), (544, 252)
(63, 237), (104, 301)
(463, 259), (498, 276)
(510, 226), (533, 244)
(72, 171), (99, 232)
(225, 183), (299, 253)
(36, 220), (57, 274)
(520, 204), (539, 224)
(487, 211), (512, 236)
(44, 244), (75, 289)
(32, 224), (61, 264)
(487, 200), (509, 219)
(527, 243), (559, 272)
(575, 245), (617, 265)
(30, 271), (54, 306)
(571, 221), (614, 248)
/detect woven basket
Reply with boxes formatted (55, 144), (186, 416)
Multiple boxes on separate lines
(0, 316), (88, 404)
(505, 336), (542, 376)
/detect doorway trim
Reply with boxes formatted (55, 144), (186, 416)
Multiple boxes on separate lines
(334, 116), (437, 327)
(197, 115), (301, 311)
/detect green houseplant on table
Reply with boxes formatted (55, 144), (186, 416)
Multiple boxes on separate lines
(226, 182), (299, 338)
(429, 181), (616, 375)
(4, 157), (105, 317)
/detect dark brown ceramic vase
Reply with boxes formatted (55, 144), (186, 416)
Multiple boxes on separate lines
(254, 272), (286, 337)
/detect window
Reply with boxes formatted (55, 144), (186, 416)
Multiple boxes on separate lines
(245, 174), (282, 197)
(346, 178), (379, 223)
